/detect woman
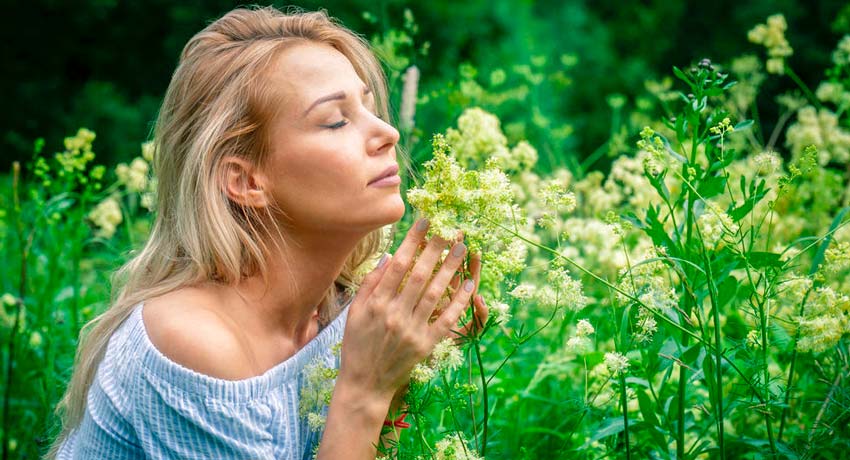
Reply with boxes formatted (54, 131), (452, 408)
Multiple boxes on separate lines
(48, 6), (486, 459)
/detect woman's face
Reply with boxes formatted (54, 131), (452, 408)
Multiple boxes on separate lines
(261, 41), (403, 236)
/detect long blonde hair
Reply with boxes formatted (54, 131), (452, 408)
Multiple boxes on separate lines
(46, 7), (392, 458)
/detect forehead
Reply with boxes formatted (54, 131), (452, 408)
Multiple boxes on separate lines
(267, 42), (366, 112)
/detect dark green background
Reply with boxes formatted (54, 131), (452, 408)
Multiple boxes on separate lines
(3, 0), (848, 169)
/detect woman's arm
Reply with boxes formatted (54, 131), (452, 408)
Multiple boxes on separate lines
(316, 220), (476, 459)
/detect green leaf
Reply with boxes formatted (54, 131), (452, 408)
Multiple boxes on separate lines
(697, 174), (727, 199)
(733, 119), (754, 131)
(583, 417), (624, 447)
(637, 390), (668, 449)
(746, 251), (783, 269)
(716, 276), (738, 308)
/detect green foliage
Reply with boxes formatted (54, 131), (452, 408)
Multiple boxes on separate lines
(3, 5), (850, 460)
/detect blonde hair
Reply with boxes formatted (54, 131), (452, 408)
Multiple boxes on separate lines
(46, 7), (393, 458)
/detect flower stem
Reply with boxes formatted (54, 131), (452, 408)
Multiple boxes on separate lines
(785, 67), (822, 110)
(619, 373), (632, 460)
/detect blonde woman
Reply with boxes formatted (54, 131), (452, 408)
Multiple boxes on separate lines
(48, 7), (486, 459)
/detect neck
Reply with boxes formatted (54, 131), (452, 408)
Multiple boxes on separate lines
(230, 226), (367, 344)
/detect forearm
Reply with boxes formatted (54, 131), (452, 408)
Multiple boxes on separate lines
(316, 380), (391, 460)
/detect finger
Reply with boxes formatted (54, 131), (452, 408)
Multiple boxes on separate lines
(372, 219), (429, 300)
(449, 272), (461, 291)
(474, 294), (489, 329)
(429, 278), (475, 343)
(396, 236), (452, 311)
(412, 242), (466, 322)
(454, 294), (489, 341)
(470, 253), (482, 293)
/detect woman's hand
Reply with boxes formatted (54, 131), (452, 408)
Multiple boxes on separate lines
(318, 219), (482, 459)
(336, 218), (476, 401)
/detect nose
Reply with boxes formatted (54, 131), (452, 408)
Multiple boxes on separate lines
(366, 114), (400, 156)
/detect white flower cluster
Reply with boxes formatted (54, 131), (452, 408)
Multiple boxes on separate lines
(116, 157), (149, 193)
(785, 107), (850, 165)
(445, 107), (537, 173)
(508, 262), (588, 312)
(433, 433), (483, 460)
(747, 14), (793, 74)
(833, 35), (850, 67)
(603, 352), (630, 377)
(696, 203), (739, 249)
(116, 141), (157, 210)
(816, 82), (850, 108)
(796, 286), (850, 353)
(87, 196), (123, 238)
(407, 134), (526, 282)
(566, 318), (595, 352)
(299, 343), (340, 431)
(410, 338), (464, 384)
(823, 241), (850, 274)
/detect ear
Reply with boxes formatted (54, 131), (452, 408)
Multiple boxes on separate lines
(220, 156), (270, 209)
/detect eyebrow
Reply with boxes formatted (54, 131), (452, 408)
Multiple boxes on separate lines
(303, 86), (372, 116)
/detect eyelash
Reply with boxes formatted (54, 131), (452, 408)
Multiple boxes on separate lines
(324, 120), (348, 130)
(322, 109), (382, 130)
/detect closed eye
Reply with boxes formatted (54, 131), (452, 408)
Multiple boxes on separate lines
(323, 120), (349, 129)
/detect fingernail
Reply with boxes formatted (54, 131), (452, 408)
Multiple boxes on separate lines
(377, 253), (388, 268)
(464, 279), (474, 292)
(416, 219), (429, 231)
(451, 243), (466, 257)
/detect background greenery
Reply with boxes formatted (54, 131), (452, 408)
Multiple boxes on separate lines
(4, 0), (848, 171)
(3, 1), (850, 459)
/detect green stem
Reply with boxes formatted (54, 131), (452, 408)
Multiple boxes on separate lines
(778, 285), (815, 441)
(677, 332), (688, 460)
(785, 67), (822, 110)
(620, 373), (631, 460)
(473, 335), (489, 457)
(701, 247), (725, 459)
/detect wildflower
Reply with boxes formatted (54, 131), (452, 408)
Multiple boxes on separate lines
(300, 344), (340, 431)
(604, 352), (630, 377)
(55, 128), (96, 175)
(748, 14), (793, 75)
(489, 300), (511, 323)
(796, 286), (850, 353)
(410, 362), (436, 384)
(88, 196), (123, 239)
(116, 157), (150, 193)
(785, 107), (850, 165)
(1, 293), (16, 308)
(434, 433), (482, 460)
(141, 140), (155, 162)
(697, 203), (738, 248)
(709, 117), (735, 136)
(576, 319), (594, 337)
(816, 82), (850, 107)
(823, 241), (850, 274)
(399, 65), (419, 131)
(306, 413), (326, 431)
(752, 151), (782, 175)
(633, 307), (657, 344)
(546, 265), (588, 311)
(746, 330), (760, 349)
(445, 108), (508, 169)
(29, 331), (43, 349)
(566, 319), (594, 353)
(833, 35), (850, 67)
(432, 338), (464, 371)
(407, 135), (523, 284)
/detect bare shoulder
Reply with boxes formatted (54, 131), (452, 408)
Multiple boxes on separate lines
(142, 286), (257, 380)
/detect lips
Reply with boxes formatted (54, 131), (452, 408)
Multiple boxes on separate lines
(368, 164), (399, 185)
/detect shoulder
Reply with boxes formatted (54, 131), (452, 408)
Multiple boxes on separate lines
(142, 286), (257, 381)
